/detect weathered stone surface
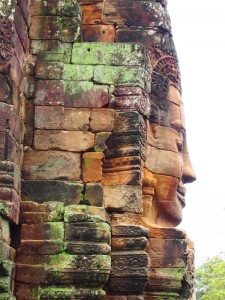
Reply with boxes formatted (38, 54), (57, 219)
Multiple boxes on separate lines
(29, 0), (81, 17)
(72, 43), (149, 69)
(65, 222), (110, 242)
(30, 16), (80, 42)
(65, 241), (111, 255)
(38, 287), (105, 300)
(104, 185), (142, 213)
(80, 2), (103, 24)
(112, 237), (148, 251)
(94, 66), (149, 90)
(85, 183), (104, 207)
(145, 267), (185, 292)
(22, 150), (81, 180)
(17, 240), (64, 255)
(0, 74), (13, 104)
(112, 225), (149, 238)
(103, 0), (171, 31)
(145, 145), (182, 178)
(64, 81), (109, 108)
(34, 130), (95, 152)
(35, 106), (90, 131)
(82, 152), (104, 183)
(64, 205), (109, 223)
(90, 109), (114, 132)
(34, 80), (64, 106)
(20, 222), (64, 241)
(21, 180), (83, 205)
(20, 201), (64, 223)
(102, 170), (141, 186)
(83, 25), (115, 42)
(94, 132), (111, 152)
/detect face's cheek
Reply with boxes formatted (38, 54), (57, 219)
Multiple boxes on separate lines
(153, 174), (179, 201)
(145, 144), (183, 179)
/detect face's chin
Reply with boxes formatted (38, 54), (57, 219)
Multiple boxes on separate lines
(153, 186), (185, 227)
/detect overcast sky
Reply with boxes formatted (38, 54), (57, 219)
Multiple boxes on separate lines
(168, 0), (225, 266)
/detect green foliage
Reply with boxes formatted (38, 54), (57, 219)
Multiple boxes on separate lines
(0, 0), (14, 18)
(195, 253), (225, 300)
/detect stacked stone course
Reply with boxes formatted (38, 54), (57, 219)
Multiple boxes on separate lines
(0, 0), (195, 299)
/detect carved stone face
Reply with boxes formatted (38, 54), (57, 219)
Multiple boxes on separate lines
(144, 83), (196, 227)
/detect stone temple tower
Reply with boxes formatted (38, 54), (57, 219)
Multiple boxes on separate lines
(0, 1), (196, 299)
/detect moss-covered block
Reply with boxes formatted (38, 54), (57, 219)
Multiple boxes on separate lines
(63, 64), (93, 81)
(38, 287), (105, 299)
(20, 201), (65, 223)
(94, 65), (149, 89)
(71, 43), (149, 67)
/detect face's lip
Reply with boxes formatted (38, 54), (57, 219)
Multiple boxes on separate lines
(177, 183), (186, 207)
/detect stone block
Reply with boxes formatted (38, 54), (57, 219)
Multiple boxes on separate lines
(24, 76), (36, 99)
(65, 222), (110, 242)
(31, 40), (72, 61)
(147, 238), (187, 268)
(35, 61), (64, 79)
(72, 43), (149, 67)
(102, 170), (142, 186)
(63, 64), (94, 81)
(112, 225), (149, 238)
(0, 74), (13, 104)
(104, 185), (142, 213)
(113, 111), (145, 136)
(35, 106), (90, 130)
(14, 4), (29, 51)
(0, 242), (15, 262)
(81, 3), (103, 24)
(15, 283), (38, 300)
(85, 183), (104, 207)
(22, 150), (81, 180)
(64, 81), (109, 108)
(64, 205), (109, 223)
(20, 222), (64, 241)
(34, 80), (64, 106)
(112, 237), (148, 251)
(82, 152), (104, 183)
(29, 0), (81, 17)
(0, 217), (10, 245)
(145, 145), (182, 178)
(21, 180), (83, 205)
(90, 109), (114, 132)
(93, 65), (148, 88)
(116, 29), (177, 59)
(65, 241), (110, 255)
(17, 240), (64, 255)
(145, 267), (185, 292)
(108, 277), (148, 295)
(34, 130), (95, 152)
(38, 287), (105, 300)
(82, 25), (115, 42)
(103, 0), (171, 31)
(94, 132), (111, 152)
(30, 16), (80, 42)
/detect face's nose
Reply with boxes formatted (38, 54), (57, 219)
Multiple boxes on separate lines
(182, 152), (196, 184)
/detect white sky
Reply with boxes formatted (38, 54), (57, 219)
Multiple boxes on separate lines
(168, 0), (225, 266)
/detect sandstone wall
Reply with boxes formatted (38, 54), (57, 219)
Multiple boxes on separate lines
(0, 1), (195, 299)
